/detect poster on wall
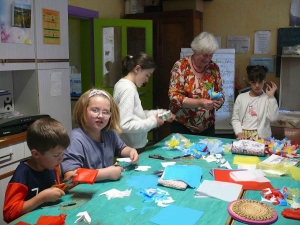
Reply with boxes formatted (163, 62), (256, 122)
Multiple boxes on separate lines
(0, 0), (32, 44)
(42, 8), (60, 45)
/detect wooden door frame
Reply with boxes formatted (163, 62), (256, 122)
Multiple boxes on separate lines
(68, 5), (99, 87)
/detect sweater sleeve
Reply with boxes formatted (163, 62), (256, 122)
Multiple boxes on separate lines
(3, 183), (27, 223)
(231, 95), (243, 135)
(266, 97), (279, 122)
(116, 84), (157, 134)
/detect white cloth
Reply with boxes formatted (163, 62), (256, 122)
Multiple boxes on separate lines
(231, 91), (279, 139)
(113, 78), (158, 148)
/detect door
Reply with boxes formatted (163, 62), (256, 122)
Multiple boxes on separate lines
(81, 19), (153, 110)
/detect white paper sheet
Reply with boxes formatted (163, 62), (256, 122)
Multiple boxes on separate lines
(195, 180), (242, 202)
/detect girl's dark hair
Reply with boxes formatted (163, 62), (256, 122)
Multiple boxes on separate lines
(246, 65), (268, 82)
(121, 52), (156, 75)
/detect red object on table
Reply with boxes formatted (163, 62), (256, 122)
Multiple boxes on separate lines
(213, 169), (273, 190)
(35, 214), (67, 225)
(281, 208), (300, 220)
(72, 168), (98, 184)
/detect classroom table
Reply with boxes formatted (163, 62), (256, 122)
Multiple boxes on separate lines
(9, 134), (299, 225)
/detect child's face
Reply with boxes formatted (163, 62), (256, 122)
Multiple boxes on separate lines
(37, 146), (65, 170)
(86, 95), (111, 132)
(135, 66), (154, 88)
(249, 79), (266, 95)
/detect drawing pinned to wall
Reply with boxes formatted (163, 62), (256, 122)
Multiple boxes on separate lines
(290, 0), (300, 26)
(227, 36), (250, 53)
(0, 0), (32, 44)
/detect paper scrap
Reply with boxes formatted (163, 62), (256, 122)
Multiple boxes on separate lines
(161, 162), (176, 167)
(75, 211), (91, 224)
(135, 166), (151, 171)
(124, 205), (137, 212)
(99, 188), (131, 200)
(117, 157), (132, 162)
(230, 170), (270, 182)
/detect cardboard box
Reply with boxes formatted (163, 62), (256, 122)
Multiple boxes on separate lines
(162, 0), (204, 12)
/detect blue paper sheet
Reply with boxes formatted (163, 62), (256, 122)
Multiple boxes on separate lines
(126, 175), (158, 189)
(149, 205), (204, 225)
(163, 165), (202, 188)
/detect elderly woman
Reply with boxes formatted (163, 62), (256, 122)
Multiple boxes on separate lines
(168, 31), (224, 136)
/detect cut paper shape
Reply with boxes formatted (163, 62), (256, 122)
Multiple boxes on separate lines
(75, 211), (91, 224)
(140, 206), (156, 214)
(161, 162), (176, 167)
(162, 165), (202, 188)
(124, 205), (137, 212)
(135, 166), (151, 171)
(138, 188), (174, 207)
(220, 161), (232, 169)
(126, 175), (158, 189)
(72, 168), (98, 184)
(203, 155), (216, 163)
(117, 157), (132, 162)
(213, 169), (273, 190)
(195, 180), (242, 202)
(149, 205), (204, 225)
(99, 189), (131, 200)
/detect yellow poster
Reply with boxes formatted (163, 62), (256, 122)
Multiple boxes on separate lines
(42, 8), (60, 45)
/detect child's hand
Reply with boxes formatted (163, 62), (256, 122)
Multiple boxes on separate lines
(155, 114), (164, 127)
(39, 187), (65, 202)
(129, 148), (139, 164)
(237, 133), (246, 140)
(166, 113), (176, 122)
(265, 81), (277, 97)
(106, 165), (123, 180)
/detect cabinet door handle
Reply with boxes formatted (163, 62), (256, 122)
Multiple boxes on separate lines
(0, 152), (13, 159)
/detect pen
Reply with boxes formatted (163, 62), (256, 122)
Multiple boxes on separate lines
(62, 202), (76, 207)
(173, 154), (192, 159)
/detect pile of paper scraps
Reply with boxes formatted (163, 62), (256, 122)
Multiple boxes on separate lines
(138, 188), (174, 207)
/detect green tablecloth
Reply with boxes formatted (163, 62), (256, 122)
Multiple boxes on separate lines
(9, 134), (299, 225)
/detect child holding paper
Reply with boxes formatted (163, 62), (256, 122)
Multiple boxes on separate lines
(61, 89), (139, 182)
(231, 65), (279, 140)
(3, 117), (70, 223)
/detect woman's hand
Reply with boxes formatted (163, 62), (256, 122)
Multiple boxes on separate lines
(265, 81), (277, 98)
(212, 98), (224, 110)
(199, 99), (214, 110)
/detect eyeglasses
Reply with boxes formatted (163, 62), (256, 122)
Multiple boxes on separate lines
(89, 108), (111, 118)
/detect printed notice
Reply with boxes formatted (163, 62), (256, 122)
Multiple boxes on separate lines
(51, 72), (62, 96)
(254, 31), (271, 54)
(42, 8), (60, 44)
(227, 36), (250, 53)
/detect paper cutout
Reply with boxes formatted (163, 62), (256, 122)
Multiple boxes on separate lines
(161, 162), (176, 167)
(138, 188), (174, 207)
(124, 205), (137, 212)
(99, 188), (131, 200)
(213, 169), (273, 190)
(229, 170), (270, 182)
(135, 166), (151, 171)
(117, 157), (132, 162)
(149, 205), (204, 225)
(72, 168), (98, 184)
(233, 155), (261, 165)
(75, 211), (91, 224)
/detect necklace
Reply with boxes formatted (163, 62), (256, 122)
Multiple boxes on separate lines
(191, 55), (206, 73)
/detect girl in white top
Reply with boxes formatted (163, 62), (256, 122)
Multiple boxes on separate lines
(231, 65), (279, 140)
(113, 52), (173, 153)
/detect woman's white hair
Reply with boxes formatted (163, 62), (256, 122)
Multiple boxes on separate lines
(191, 32), (219, 53)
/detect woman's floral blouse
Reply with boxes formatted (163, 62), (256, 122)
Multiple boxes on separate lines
(168, 56), (224, 133)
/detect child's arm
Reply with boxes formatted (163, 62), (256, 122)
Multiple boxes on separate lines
(3, 183), (64, 223)
(21, 187), (65, 215)
(120, 146), (139, 164)
(231, 95), (244, 138)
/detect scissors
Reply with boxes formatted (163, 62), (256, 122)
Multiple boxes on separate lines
(52, 179), (73, 191)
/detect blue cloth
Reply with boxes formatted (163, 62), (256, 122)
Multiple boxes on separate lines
(163, 165), (202, 188)
(150, 205), (204, 225)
